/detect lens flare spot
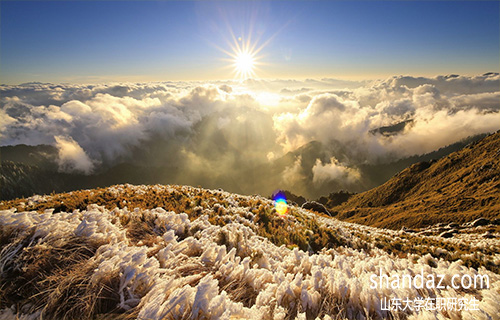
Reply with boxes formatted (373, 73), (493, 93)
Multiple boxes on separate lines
(273, 191), (288, 216)
(275, 199), (288, 216)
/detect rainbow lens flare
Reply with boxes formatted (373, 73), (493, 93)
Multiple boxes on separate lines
(273, 191), (288, 216)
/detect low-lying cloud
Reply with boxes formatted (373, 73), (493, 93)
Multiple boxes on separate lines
(1, 73), (499, 198)
(54, 135), (95, 174)
(312, 157), (361, 187)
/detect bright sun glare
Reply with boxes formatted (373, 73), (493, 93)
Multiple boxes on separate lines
(234, 51), (256, 79)
(218, 30), (271, 80)
(214, 12), (283, 80)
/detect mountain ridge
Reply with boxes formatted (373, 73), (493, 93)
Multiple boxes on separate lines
(333, 131), (500, 229)
(0, 134), (487, 200)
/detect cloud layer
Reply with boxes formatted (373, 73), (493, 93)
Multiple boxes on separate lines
(54, 135), (95, 174)
(1, 73), (499, 198)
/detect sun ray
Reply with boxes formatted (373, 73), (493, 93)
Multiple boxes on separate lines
(202, 6), (293, 81)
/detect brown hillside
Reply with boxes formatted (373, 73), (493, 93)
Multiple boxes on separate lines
(333, 130), (500, 229)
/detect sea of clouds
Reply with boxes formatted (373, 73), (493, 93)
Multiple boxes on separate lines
(1, 73), (499, 196)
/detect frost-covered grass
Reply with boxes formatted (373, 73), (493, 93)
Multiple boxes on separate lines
(1, 184), (499, 319)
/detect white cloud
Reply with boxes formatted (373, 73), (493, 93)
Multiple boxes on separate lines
(0, 109), (16, 140)
(0, 73), (498, 196)
(312, 157), (361, 187)
(449, 92), (500, 112)
(61, 100), (92, 115)
(272, 73), (500, 162)
(388, 108), (500, 156)
(54, 135), (95, 174)
(282, 156), (306, 186)
(274, 93), (371, 154)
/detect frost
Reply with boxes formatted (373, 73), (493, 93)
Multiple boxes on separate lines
(1, 184), (499, 319)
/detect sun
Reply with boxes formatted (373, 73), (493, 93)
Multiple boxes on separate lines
(217, 33), (267, 80)
(234, 50), (256, 79)
(207, 7), (286, 81)
(228, 43), (260, 80)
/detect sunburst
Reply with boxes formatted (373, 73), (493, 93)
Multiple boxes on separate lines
(221, 35), (264, 80)
(210, 9), (289, 81)
(215, 27), (271, 81)
(233, 49), (256, 79)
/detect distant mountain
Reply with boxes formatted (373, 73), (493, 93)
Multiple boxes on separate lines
(0, 144), (58, 170)
(0, 161), (82, 199)
(358, 133), (489, 190)
(260, 133), (488, 198)
(0, 161), (178, 200)
(333, 131), (500, 229)
(0, 134), (489, 200)
(369, 119), (413, 136)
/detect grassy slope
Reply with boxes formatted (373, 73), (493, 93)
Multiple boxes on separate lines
(0, 185), (345, 254)
(1, 184), (498, 273)
(1, 184), (499, 319)
(333, 131), (500, 229)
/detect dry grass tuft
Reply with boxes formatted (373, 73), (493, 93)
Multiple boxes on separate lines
(0, 226), (136, 319)
(216, 276), (259, 308)
(40, 260), (122, 319)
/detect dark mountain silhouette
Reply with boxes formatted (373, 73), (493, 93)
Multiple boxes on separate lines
(0, 133), (488, 200)
(369, 119), (413, 136)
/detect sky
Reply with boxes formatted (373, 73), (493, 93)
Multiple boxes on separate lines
(1, 1), (499, 84)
